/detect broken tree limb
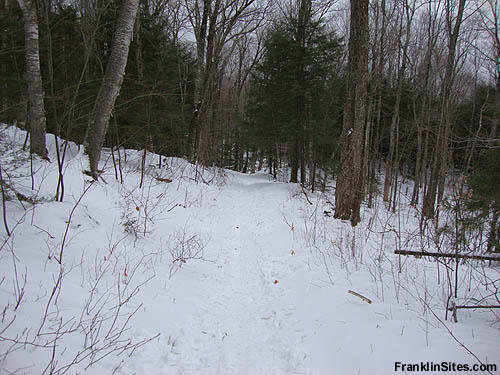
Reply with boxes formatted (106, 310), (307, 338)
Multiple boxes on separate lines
(348, 290), (372, 304)
(395, 250), (500, 262)
(447, 305), (500, 311)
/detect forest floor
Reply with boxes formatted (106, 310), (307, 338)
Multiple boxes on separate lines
(1, 123), (499, 374)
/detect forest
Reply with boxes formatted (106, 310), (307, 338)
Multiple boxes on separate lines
(1, 0), (499, 232)
(0, 0), (500, 372)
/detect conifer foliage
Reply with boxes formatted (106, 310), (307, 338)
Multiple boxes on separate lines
(244, 7), (343, 185)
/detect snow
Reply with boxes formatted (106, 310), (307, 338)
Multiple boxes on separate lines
(0, 123), (499, 374)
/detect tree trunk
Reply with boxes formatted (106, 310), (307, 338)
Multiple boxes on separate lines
(334, 0), (369, 226)
(290, 138), (299, 183)
(412, 17), (435, 208)
(300, 136), (306, 185)
(368, 90), (382, 208)
(489, 76), (499, 148)
(0, 0), (7, 114)
(411, 116), (423, 207)
(191, 0), (224, 166)
(134, 11), (144, 83)
(17, 0), (47, 158)
(488, 208), (499, 253)
(422, 0), (466, 219)
(297, 0), (310, 186)
(84, 0), (140, 178)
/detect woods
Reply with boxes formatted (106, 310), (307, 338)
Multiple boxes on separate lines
(0, 0), (499, 233)
(1, 0), (500, 372)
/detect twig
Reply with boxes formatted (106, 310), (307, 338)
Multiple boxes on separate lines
(58, 180), (95, 264)
(400, 281), (493, 374)
(33, 224), (55, 239)
(299, 183), (313, 205)
(427, 303), (493, 374)
(0, 164), (10, 236)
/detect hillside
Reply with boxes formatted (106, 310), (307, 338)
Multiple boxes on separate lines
(0, 123), (499, 374)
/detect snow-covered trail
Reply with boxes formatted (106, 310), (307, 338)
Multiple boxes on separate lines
(167, 172), (311, 374)
(2, 125), (499, 375)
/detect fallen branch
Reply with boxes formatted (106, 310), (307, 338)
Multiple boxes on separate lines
(348, 290), (372, 304)
(395, 250), (500, 261)
(447, 305), (500, 311)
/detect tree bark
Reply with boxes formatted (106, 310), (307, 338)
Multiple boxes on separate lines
(0, 0), (7, 114)
(84, 0), (140, 178)
(17, 0), (47, 158)
(334, 0), (369, 226)
(189, 0), (212, 162)
(290, 138), (299, 183)
(488, 208), (499, 253)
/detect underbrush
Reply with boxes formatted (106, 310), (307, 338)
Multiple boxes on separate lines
(292, 178), (500, 328)
(0, 124), (216, 374)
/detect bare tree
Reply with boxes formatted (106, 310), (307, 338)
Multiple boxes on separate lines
(334, 0), (369, 226)
(410, 1), (442, 208)
(422, 0), (467, 220)
(383, 0), (415, 211)
(17, 0), (47, 159)
(186, 0), (265, 166)
(84, 0), (140, 178)
(479, 0), (500, 146)
(220, 31), (265, 169)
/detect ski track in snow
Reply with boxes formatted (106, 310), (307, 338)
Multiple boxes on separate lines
(169, 174), (311, 374)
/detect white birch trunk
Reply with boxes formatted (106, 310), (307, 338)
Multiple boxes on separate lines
(84, 0), (139, 178)
(17, 0), (47, 158)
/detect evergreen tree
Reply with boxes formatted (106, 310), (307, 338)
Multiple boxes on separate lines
(244, 15), (343, 183)
(116, 4), (196, 157)
(468, 148), (500, 252)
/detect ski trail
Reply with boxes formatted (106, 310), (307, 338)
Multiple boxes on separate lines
(169, 174), (311, 374)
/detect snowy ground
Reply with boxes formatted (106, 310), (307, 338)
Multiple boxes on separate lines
(0, 123), (499, 374)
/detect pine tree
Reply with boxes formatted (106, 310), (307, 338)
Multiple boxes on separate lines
(245, 15), (343, 183)
(468, 148), (500, 252)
